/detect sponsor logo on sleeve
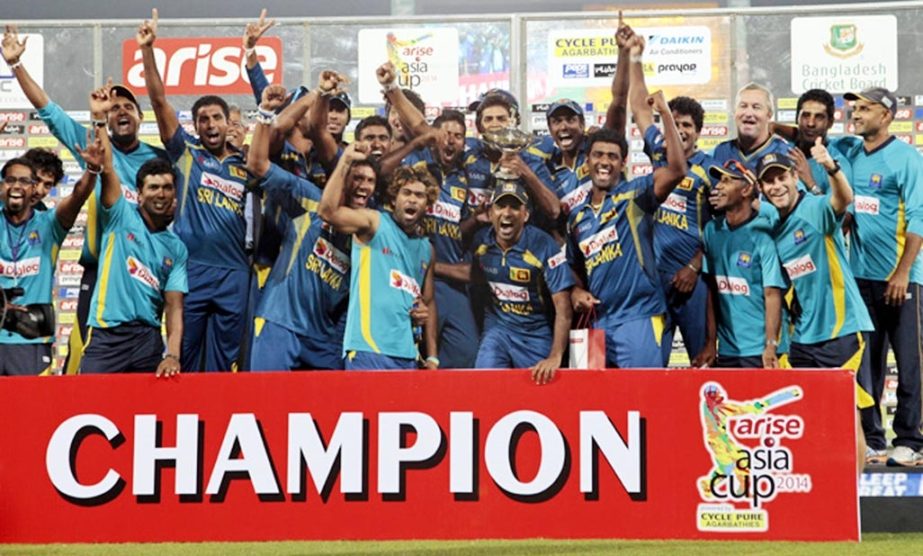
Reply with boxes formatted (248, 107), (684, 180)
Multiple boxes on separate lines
(548, 246), (567, 269)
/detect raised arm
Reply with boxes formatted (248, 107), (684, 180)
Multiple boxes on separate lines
(2, 25), (49, 109)
(378, 127), (441, 178)
(812, 137), (852, 213)
(137, 9), (179, 144)
(604, 12), (634, 133)
(247, 84), (289, 178)
(308, 70), (349, 167)
(649, 91), (688, 202)
(627, 34), (654, 134)
(378, 62), (431, 137)
(84, 83), (122, 209)
(57, 131), (102, 230)
(317, 143), (379, 239)
(243, 9), (275, 104)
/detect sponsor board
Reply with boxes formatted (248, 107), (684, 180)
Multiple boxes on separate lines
(790, 16), (897, 93)
(357, 28), (459, 105)
(0, 371), (858, 542)
(122, 37), (283, 96)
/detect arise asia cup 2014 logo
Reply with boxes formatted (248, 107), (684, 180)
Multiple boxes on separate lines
(357, 28), (459, 106)
(696, 382), (811, 532)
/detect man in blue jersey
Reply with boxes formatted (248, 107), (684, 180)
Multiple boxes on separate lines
(471, 182), (573, 383)
(79, 108), (186, 377)
(0, 148), (96, 375)
(836, 87), (923, 466)
(319, 147), (439, 370)
(567, 88), (688, 367)
(246, 85), (364, 371)
(758, 149), (875, 472)
(3, 26), (167, 375)
(712, 83), (791, 171)
(693, 160), (785, 369)
(138, 10), (250, 372)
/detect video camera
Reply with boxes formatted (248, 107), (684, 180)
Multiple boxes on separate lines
(1, 287), (55, 340)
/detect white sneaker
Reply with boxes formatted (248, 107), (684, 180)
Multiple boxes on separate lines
(865, 447), (888, 465)
(886, 446), (923, 467)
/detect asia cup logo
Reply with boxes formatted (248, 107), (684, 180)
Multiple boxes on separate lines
(696, 382), (811, 532)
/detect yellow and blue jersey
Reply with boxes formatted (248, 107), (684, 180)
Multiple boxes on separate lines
(0, 208), (66, 344)
(37, 101), (166, 267)
(833, 135), (923, 285)
(702, 213), (787, 357)
(88, 196), (188, 329)
(524, 134), (592, 215)
(566, 175), (665, 321)
(772, 192), (873, 343)
(343, 212), (432, 360)
(165, 127), (249, 271)
(254, 164), (350, 335)
(472, 225), (573, 332)
(712, 135), (792, 172)
(462, 137), (495, 210)
(652, 150), (716, 275)
(404, 147), (470, 265)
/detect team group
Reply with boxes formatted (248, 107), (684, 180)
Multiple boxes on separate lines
(1, 10), (922, 465)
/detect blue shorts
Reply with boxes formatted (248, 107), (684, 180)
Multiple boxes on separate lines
(659, 271), (707, 364)
(345, 350), (417, 370)
(182, 262), (250, 372)
(0, 343), (53, 376)
(596, 313), (666, 368)
(250, 318), (343, 371)
(80, 323), (164, 374)
(435, 279), (479, 369)
(474, 324), (551, 369)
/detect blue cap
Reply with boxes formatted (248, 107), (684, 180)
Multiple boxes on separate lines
(490, 181), (529, 205)
(330, 91), (352, 110)
(844, 87), (897, 117)
(755, 152), (794, 180)
(708, 159), (756, 184)
(546, 98), (584, 120)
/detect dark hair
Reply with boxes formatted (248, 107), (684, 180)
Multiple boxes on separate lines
(22, 148), (64, 185)
(1, 157), (36, 180)
(796, 89), (835, 122)
(355, 115), (392, 140)
(586, 128), (628, 159)
(191, 95), (230, 122)
(385, 89), (426, 116)
(475, 94), (520, 133)
(136, 158), (176, 191)
(433, 109), (467, 135)
(387, 165), (439, 208)
(668, 96), (705, 132)
(350, 157), (380, 180)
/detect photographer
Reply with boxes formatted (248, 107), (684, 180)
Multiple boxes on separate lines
(0, 142), (98, 375)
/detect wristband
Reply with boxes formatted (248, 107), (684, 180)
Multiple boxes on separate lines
(92, 119), (107, 127)
(686, 263), (699, 273)
(243, 47), (256, 58)
(629, 54), (643, 64)
(163, 353), (179, 362)
(86, 164), (102, 175)
(765, 339), (779, 347)
(826, 160), (841, 176)
(425, 356), (440, 367)
(255, 107), (276, 125)
(8, 59), (22, 70)
(381, 82), (399, 94)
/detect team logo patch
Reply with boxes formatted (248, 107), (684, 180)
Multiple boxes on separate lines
(389, 269), (421, 298)
(509, 267), (531, 283)
(736, 252), (752, 268)
(229, 165), (248, 180)
(161, 256), (174, 274)
(126, 256), (161, 290)
(450, 186), (467, 203)
(600, 207), (618, 225)
(869, 174), (882, 189)
(793, 229), (807, 245)
(678, 176), (695, 191)
(27, 230), (41, 245)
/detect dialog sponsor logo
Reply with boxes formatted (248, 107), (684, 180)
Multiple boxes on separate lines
(200, 172), (245, 202)
(488, 281), (530, 303)
(783, 255), (817, 280)
(579, 226), (618, 258)
(662, 193), (687, 214)
(715, 275), (750, 296)
(312, 237), (349, 275)
(389, 269), (421, 297)
(0, 256), (40, 278)
(427, 200), (462, 223)
(126, 256), (160, 290)
(853, 195), (879, 215)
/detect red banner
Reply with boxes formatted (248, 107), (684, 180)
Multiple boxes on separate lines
(0, 370), (859, 543)
(121, 37), (283, 96)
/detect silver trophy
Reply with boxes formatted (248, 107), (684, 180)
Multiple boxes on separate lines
(481, 127), (533, 182)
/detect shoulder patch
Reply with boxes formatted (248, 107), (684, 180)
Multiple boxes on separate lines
(522, 250), (543, 269)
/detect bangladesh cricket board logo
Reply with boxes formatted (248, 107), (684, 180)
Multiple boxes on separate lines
(696, 382), (812, 532)
(824, 23), (864, 58)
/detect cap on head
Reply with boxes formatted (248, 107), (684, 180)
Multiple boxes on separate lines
(468, 88), (519, 113)
(708, 159), (757, 185)
(755, 152), (795, 181)
(490, 181), (529, 205)
(844, 87), (897, 117)
(546, 98), (584, 121)
(110, 84), (141, 112)
(330, 91), (352, 110)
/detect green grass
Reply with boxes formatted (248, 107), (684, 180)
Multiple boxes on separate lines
(3, 534), (923, 555)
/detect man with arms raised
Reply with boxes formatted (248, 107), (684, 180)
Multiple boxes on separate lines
(319, 155), (439, 371)
(2, 26), (166, 374)
(138, 10), (250, 372)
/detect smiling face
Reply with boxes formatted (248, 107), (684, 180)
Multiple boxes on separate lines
(2, 163), (36, 217)
(548, 110), (584, 154)
(357, 124), (391, 160)
(734, 88), (772, 143)
(479, 105), (512, 134)
(587, 141), (623, 191)
(195, 104), (229, 154)
(711, 174), (752, 212)
(673, 112), (700, 157)
(850, 99), (891, 139)
(138, 172), (177, 222)
(107, 93), (141, 143)
(346, 163), (376, 209)
(761, 166), (799, 215)
(490, 195), (529, 248)
(226, 108), (246, 150)
(327, 103), (349, 136)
